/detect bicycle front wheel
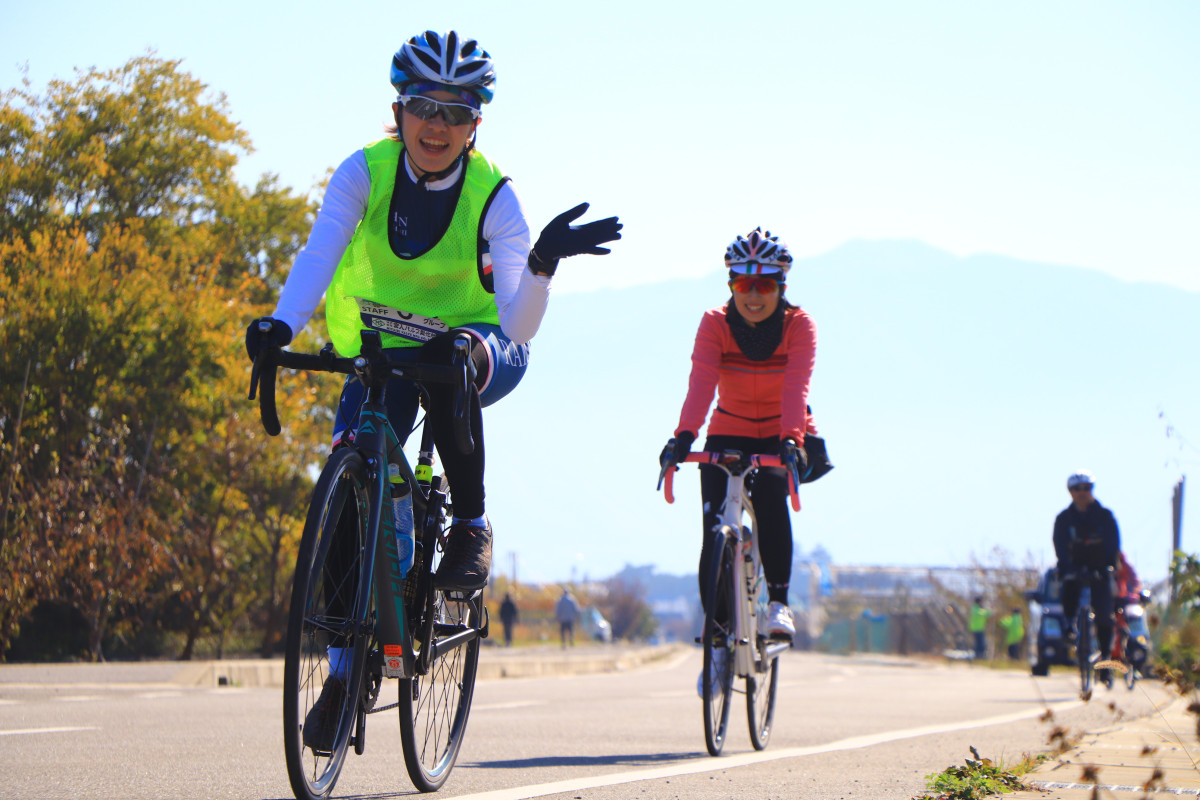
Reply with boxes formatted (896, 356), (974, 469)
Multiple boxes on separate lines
(283, 447), (372, 800)
(701, 526), (736, 757)
(399, 478), (481, 791)
(1077, 610), (1093, 697)
(747, 640), (779, 750)
(398, 592), (481, 791)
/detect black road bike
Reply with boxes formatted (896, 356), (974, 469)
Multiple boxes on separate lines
(250, 328), (487, 797)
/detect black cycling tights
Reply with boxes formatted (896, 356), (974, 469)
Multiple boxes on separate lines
(697, 434), (792, 610)
(334, 335), (488, 520)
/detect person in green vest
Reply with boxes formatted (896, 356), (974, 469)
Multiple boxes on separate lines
(245, 30), (621, 753)
(968, 596), (991, 660)
(998, 607), (1025, 660)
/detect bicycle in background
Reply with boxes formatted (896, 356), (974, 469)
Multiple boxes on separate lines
(658, 449), (800, 756)
(250, 327), (486, 798)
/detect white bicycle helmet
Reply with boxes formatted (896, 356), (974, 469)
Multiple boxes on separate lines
(391, 30), (496, 104)
(725, 227), (793, 276)
(1067, 470), (1095, 489)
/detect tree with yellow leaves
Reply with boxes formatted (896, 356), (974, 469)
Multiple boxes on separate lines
(0, 55), (334, 660)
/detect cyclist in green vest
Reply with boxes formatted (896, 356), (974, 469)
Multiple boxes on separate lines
(246, 30), (622, 594)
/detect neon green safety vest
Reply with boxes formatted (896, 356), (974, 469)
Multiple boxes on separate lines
(326, 140), (508, 356)
(999, 613), (1024, 645)
(968, 604), (990, 632)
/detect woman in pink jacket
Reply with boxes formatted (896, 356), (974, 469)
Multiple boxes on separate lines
(662, 227), (818, 640)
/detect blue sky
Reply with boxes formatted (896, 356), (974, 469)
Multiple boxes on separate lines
(4, 2), (1198, 583)
(4, 1), (1197, 294)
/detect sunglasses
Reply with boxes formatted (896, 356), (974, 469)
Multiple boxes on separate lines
(1069, 485), (1093, 492)
(397, 95), (481, 126)
(729, 275), (782, 294)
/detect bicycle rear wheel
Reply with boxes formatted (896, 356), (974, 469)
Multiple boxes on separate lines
(283, 447), (373, 800)
(701, 526), (736, 757)
(399, 479), (482, 792)
(747, 639), (780, 750)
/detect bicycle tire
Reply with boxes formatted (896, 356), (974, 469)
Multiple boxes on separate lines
(399, 478), (482, 792)
(1077, 608), (1093, 696)
(702, 526), (736, 757)
(284, 447), (374, 800)
(1123, 638), (1137, 690)
(747, 638), (779, 750)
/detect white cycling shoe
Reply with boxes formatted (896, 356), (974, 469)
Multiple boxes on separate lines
(766, 601), (795, 640)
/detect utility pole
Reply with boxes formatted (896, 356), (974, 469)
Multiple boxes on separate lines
(1171, 476), (1185, 601)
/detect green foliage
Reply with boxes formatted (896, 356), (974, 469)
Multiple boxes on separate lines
(920, 747), (1029, 800)
(0, 54), (326, 660)
(594, 575), (658, 641)
(1151, 551), (1200, 692)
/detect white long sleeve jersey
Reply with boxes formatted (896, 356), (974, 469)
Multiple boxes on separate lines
(272, 149), (551, 346)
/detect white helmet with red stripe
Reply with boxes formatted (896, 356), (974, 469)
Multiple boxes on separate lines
(725, 227), (793, 276)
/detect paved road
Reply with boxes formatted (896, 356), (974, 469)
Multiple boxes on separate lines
(0, 649), (1174, 800)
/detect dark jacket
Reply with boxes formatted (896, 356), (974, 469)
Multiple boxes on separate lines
(1053, 499), (1120, 572)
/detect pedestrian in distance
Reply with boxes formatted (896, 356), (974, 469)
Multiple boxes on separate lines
(999, 607), (1024, 660)
(968, 597), (991, 660)
(556, 587), (581, 648)
(499, 592), (518, 647)
(243, 29), (621, 749)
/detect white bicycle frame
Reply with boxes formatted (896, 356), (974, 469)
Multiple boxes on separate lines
(713, 465), (772, 678)
(662, 450), (799, 677)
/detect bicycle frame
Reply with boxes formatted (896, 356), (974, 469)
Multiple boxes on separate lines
(250, 329), (478, 681)
(662, 450), (798, 674)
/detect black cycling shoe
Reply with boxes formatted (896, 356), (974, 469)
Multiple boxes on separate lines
(434, 521), (492, 591)
(303, 677), (346, 753)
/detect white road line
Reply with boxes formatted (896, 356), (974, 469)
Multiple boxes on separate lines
(473, 701), (545, 711)
(138, 692), (183, 699)
(450, 700), (1086, 800)
(1033, 781), (1200, 797)
(0, 726), (99, 737)
(55, 696), (99, 702)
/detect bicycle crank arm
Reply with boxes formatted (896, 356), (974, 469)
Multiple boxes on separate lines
(425, 626), (479, 665)
(761, 641), (790, 660)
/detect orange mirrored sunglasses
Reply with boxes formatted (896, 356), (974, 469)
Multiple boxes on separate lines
(729, 275), (782, 294)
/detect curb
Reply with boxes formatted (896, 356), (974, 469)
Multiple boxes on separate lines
(169, 644), (687, 688)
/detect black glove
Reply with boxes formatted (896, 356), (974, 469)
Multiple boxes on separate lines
(528, 202), (623, 276)
(659, 431), (695, 469)
(780, 437), (807, 481)
(245, 317), (293, 362)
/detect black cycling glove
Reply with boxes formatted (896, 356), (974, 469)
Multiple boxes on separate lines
(659, 431), (696, 469)
(528, 202), (623, 276)
(245, 317), (293, 362)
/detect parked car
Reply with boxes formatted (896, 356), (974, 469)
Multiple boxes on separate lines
(1026, 567), (1073, 676)
(583, 606), (612, 643)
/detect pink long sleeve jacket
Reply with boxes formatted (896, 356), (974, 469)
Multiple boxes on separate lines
(675, 305), (818, 445)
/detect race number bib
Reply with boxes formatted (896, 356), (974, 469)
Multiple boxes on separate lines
(353, 298), (449, 344)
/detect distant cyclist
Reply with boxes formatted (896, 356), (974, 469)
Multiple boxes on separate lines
(244, 30), (620, 750)
(1053, 470), (1121, 681)
(661, 228), (823, 642)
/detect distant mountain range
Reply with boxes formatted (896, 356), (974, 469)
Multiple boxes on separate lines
(483, 240), (1199, 586)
